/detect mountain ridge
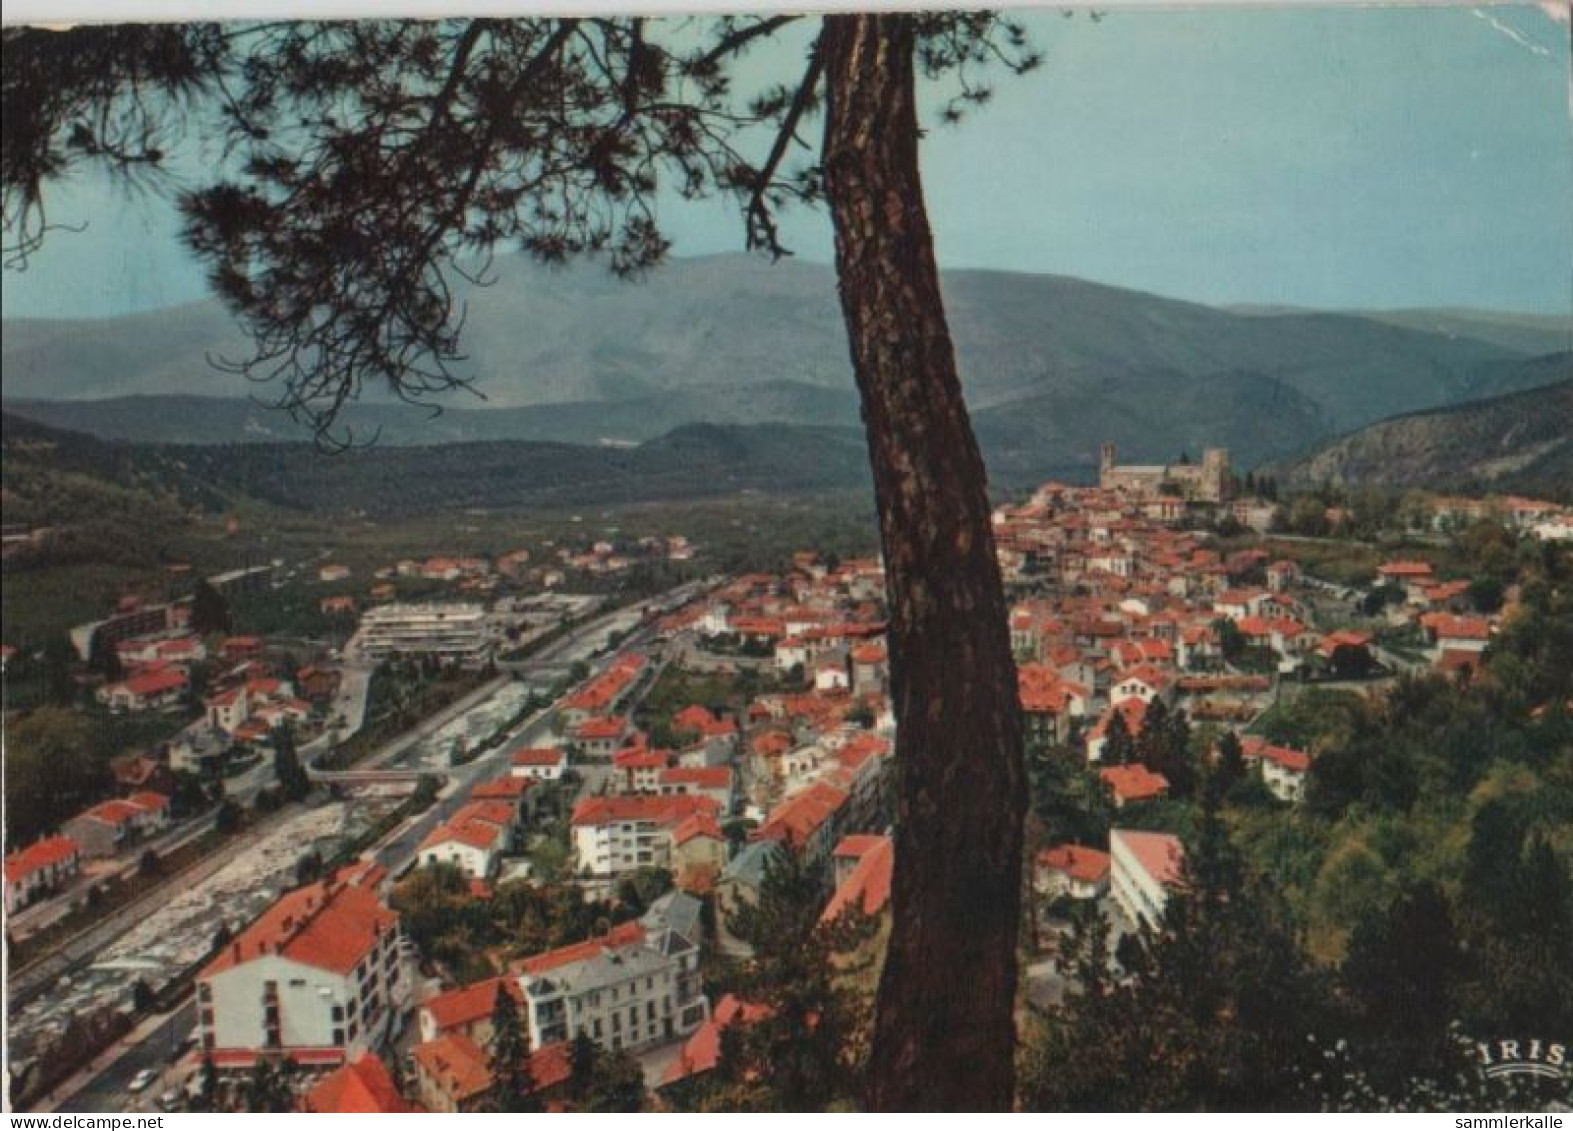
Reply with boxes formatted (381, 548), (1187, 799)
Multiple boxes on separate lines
(1270, 363), (1573, 500)
(6, 253), (1568, 476)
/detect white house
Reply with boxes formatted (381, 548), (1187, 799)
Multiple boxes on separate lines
(813, 661), (850, 693)
(774, 638), (810, 673)
(1034, 844), (1111, 902)
(5, 836), (81, 914)
(205, 686), (251, 735)
(417, 801), (517, 879)
(418, 819), (506, 879)
(98, 668), (189, 713)
(60, 792), (169, 857)
(574, 717), (628, 759)
(656, 766), (735, 811)
(509, 746), (568, 782)
(1240, 737), (1312, 803)
(1109, 665), (1177, 708)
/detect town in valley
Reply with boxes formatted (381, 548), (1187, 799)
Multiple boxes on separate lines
(5, 433), (1570, 1111)
(3, 2), (1571, 1115)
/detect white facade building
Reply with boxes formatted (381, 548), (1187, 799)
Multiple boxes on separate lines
(570, 794), (720, 883)
(353, 603), (491, 667)
(516, 892), (708, 1054)
(509, 746), (568, 781)
(1109, 828), (1185, 929)
(196, 876), (408, 1070)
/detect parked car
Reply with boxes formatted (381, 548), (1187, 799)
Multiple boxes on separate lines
(128, 1069), (158, 1094)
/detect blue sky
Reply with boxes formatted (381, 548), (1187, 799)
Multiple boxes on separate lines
(4, 4), (1571, 319)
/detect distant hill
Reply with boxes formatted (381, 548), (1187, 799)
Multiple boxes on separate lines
(1, 412), (873, 522)
(2, 382), (863, 448)
(4, 254), (1558, 477)
(1271, 359), (1573, 499)
(1227, 305), (1573, 358)
(1353, 309), (1572, 359)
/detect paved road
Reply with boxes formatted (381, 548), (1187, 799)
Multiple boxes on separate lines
(53, 1001), (196, 1114)
(322, 672), (512, 775)
(302, 661), (376, 761)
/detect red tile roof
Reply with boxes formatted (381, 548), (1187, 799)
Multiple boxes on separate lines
(659, 766), (732, 790)
(571, 794), (718, 829)
(660, 995), (772, 1086)
(120, 668), (189, 697)
(820, 835), (893, 923)
(1099, 764), (1171, 804)
(671, 812), (725, 847)
(672, 705), (736, 737)
(510, 746), (565, 767)
(1319, 629), (1373, 657)
(471, 776), (532, 800)
(614, 749), (668, 771)
(529, 1041), (575, 1093)
(420, 977), (524, 1036)
(837, 733), (891, 772)
(200, 878), (398, 978)
(413, 1032), (493, 1105)
(832, 834), (886, 861)
(421, 817), (505, 854)
(1239, 736), (1312, 773)
(754, 781), (849, 846)
(575, 716), (627, 741)
(516, 920), (647, 976)
(453, 799), (516, 828)
(1113, 829), (1186, 887)
(1430, 614), (1492, 641)
(5, 836), (79, 883)
(1378, 560), (1434, 578)
(73, 799), (145, 827)
(1037, 844), (1112, 885)
(303, 1054), (413, 1113)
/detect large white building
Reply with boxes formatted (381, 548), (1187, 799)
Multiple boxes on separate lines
(514, 892), (708, 1054)
(352, 603), (491, 667)
(570, 794), (721, 884)
(196, 872), (408, 1071)
(1109, 828), (1186, 929)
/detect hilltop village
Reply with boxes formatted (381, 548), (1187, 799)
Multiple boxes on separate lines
(5, 446), (1571, 1113)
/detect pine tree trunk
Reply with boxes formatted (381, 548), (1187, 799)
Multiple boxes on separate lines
(820, 13), (1027, 1112)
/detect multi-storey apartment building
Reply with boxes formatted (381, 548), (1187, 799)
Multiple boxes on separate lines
(196, 872), (407, 1070)
(1109, 828), (1186, 929)
(514, 892), (708, 1054)
(570, 794), (720, 883)
(352, 602), (490, 667)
